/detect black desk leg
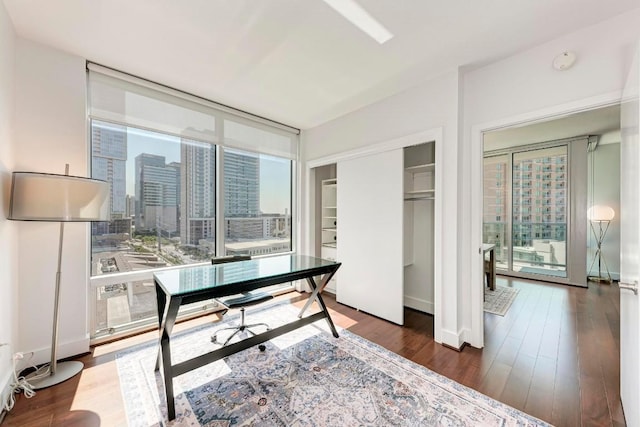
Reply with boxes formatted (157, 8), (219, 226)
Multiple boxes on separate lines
(154, 283), (167, 371)
(304, 276), (339, 338)
(157, 297), (181, 421)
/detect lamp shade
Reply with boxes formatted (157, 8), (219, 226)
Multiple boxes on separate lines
(587, 205), (615, 221)
(8, 172), (110, 221)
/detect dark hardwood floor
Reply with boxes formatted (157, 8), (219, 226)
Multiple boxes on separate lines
(3, 277), (622, 426)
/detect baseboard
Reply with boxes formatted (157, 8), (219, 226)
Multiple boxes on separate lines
(28, 336), (90, 367)
(403, 296), (433, 314)
(459, 327), (474, 348)
(323, 287), (336, 295)
(439, 328), (465, 350)
(1, 369), (11, 421)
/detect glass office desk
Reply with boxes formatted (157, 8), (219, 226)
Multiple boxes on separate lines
(153, 254), (341, 421)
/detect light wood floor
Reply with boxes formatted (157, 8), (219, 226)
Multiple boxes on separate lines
(3, 277), (622, 426)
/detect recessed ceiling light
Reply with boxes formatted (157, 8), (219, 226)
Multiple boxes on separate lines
(322, 0), (394, 44)
(552, 51), (577, 71)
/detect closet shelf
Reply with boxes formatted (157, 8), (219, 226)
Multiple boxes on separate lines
(322, 227), (337, 231)
(404, 189), (434, 195)
(405, 196), (435, 201)
(322, 242), (337, 248)
(405, 163), (435, 174)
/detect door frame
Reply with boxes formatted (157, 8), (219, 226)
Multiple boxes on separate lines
(469, 90), (623, 348)
(304, 127), (444, 341)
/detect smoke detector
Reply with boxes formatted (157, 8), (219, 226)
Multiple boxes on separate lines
(552, 51), (577, 71)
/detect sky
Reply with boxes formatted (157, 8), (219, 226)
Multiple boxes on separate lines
(126, 128), (291, 214)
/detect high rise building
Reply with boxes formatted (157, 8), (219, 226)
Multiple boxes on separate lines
(223, 150), (262, 243)
(92, 122), (127, 219)
(91, 122), (130, 240)
(483, 150), (568, 268)
(134, 153), (179, 234)
(483, 156), (508, 262)
(512, 153), (567, 247)
(180, 139), (216, 246)
(224, 150), (260, 218)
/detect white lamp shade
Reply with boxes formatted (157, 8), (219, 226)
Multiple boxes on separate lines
(587, 205), (615, 221)
(8, 172), (110, 221)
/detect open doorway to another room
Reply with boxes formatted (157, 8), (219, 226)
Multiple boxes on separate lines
(482, 104), (621, 288)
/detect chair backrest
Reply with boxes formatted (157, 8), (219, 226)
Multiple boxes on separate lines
(211, 255), (252, 265)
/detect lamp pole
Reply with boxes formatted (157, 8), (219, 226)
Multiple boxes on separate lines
(50, 164), (69, 376)
(31, 164), (84, 389)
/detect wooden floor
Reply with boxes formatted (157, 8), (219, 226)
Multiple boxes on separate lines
(3, 277), (623, 426)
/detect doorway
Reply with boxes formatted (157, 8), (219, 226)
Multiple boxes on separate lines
(482, 105), (621, 287)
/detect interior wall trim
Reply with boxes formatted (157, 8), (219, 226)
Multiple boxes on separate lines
(306, 128), (442, 169)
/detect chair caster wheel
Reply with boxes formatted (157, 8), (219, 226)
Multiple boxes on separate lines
(258, 344), (266, 352)
(211, 335), (217, 343)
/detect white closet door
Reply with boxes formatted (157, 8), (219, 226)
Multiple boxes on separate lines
(336, 149), (404, 325)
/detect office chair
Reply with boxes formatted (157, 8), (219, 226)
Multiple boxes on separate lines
(210, 255), (274, 347)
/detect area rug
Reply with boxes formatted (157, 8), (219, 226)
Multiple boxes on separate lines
(116, 302), (547, 426)
(484, 286), (520, 316)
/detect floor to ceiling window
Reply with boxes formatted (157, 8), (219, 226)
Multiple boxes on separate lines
(483, 154), (509, 269)
(483, 137), (587, 285)
(511, 146), (567, 276)
(87, 64), (298, 342)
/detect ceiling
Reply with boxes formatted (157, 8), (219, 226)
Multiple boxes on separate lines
(484, 104), (621, 151)
(4, 0), (639, 129)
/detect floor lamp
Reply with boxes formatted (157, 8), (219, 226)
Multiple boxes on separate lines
(587, 205), (615, 283)
(8, 165), (109, 389)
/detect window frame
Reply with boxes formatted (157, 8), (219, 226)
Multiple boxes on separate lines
(88, 120), (298, 344)
(86, 65), (299, 343)
(483, 136), (588, 285)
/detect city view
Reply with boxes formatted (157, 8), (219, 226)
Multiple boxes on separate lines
(89, 121), (292, 335)
(483, 146), (568, 277)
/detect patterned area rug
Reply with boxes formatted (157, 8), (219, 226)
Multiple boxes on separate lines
(484, 286), (520, 316)
(116, 302), (546, 426)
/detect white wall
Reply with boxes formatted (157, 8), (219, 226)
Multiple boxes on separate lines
(4, 6), (638, 372)
(464, 9), (640, 346)
(0, 0), (17, 408)
(464, 10), (640, 126)
(13, 39), (90, 364)
(588, 142), (621, 279)
(303, 7), (640, 350)
(302, 71), (463, 347)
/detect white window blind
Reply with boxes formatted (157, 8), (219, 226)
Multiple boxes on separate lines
(87, 63), (299, 160)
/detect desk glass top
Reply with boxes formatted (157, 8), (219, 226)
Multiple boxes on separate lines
(154, 254), (338, 296)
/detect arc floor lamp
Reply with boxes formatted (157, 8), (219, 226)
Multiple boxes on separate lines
(8, 165), (109, 388)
